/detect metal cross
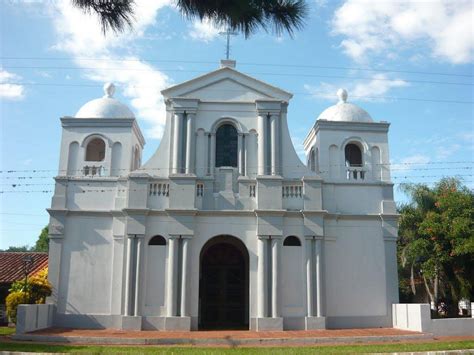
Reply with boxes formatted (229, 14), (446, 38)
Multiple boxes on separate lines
(219, 27), (238, 60)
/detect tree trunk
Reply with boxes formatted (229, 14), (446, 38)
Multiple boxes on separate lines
(422, 274), (436, 311)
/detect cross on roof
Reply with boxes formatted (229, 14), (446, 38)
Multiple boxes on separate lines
(219, 27), (238, 60)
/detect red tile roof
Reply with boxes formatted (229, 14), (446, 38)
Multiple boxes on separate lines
(0, 252), (48, 283)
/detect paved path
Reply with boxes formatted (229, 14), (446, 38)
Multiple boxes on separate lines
(12, 328), (439, 346)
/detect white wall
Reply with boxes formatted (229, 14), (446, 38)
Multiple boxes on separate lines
(324, 219), (388, 318)
(58, 216), (114, 314)
(393, 303), (474, 336)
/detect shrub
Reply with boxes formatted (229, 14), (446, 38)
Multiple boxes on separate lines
(6, 267), (52, 323)
(5, 291), (30, 323)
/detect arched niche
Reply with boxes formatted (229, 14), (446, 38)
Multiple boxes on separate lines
(110, 142), (122, 177)
(67, 141), (79, 176)
(371, 146), (381, 180)
(144, 234), (167, 316)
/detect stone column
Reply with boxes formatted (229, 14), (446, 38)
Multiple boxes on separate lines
(166, 237), (178, 317)
(305, 237), (314, 317)
(257, 114), (267, 175)
(172, 113), (184, 174)
(315, 238), (323, 317)
(270, 114), (280, 175)
(124, 235), (134, 316)
(257, 236), (268, 318)
(238, 133), (243, 175)
(209, 133), (216, 176)
(243, 134), (248, 176)
(180, 237), (189, 317)
(133, 236), (143, 316)
(185, 113), (195, 174)
(271, 237), (281, 318)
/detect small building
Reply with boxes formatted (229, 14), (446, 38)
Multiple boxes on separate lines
(46, 60), (399, 331)
(0, 252), (48, 324)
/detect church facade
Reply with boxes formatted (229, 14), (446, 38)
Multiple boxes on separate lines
(47, 60), (399, 331)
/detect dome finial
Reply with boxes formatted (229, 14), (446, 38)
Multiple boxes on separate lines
(103, 82), (115, 98)
(337, 88), (348, 103)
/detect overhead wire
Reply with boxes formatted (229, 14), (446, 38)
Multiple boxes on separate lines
(3, 65), (473, 87)
(1, 56), (472, 77)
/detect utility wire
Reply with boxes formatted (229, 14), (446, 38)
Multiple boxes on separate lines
(2, 56), (471, 78)
(1, 161), (472, 174)
(3, 82), (472, 104)
(3, 66), (472, 87)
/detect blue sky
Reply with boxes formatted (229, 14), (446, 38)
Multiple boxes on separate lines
(1, 0), (473, 249)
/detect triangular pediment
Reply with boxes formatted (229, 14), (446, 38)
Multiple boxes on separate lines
(161, 66), (292, 102)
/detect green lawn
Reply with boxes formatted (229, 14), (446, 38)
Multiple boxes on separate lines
(0, 327), (15, 336)
(0, 340), (472, 354)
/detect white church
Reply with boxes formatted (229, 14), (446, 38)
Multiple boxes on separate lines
(46, 60), (399, 331)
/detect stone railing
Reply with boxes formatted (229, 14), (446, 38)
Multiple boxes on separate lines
(148, 181), (170, 209)
(82, 165), (105, 177)
(282, 184), (303, 198)
(346, 167), (365, 181)
(149, 182), (169, 197)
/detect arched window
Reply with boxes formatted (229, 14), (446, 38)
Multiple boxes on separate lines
(283, 236), (301, 246)
(149, 235), (166, 246)
(215, 124), (238, 167)
(85, 138), (106, 162)
(345, 143), (362, 167)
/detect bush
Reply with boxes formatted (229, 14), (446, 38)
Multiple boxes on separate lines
(6, 268), (52, 323)
(5, 291), (29, 323)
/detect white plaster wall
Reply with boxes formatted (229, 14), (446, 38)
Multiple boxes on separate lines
(281, 242), (305, 318)
(393, 304), (474, 336)
(322, 184), (386, 215)
(324, 219), (388, 318)
(66, 180), (117, 211)
(58, 216), (113, 314)
(143, 242), (166, 316)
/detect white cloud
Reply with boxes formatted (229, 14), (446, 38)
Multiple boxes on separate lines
(189, 18), (224, 42)
(49, 0), (172, 139)
(332, 0), (474, 64)
(391, 154), (430, 173)
(0, 70), (25, 100)
(436, 143), (461, 160)
(304, 74), (408, 102)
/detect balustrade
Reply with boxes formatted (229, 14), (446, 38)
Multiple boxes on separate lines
(346, 167), (365, 180)
(149, 182), (169, 197)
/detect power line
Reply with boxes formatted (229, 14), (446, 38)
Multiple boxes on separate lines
(4, 82), (473, 104)
(1, 176), (472, 193)
(1, 161), (472, 175)
(3, 66), (472, 87)
(1, 56), (471, 78)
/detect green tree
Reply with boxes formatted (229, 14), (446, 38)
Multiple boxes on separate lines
(4, 245), (29, 252)
(398, 178), (474, 314)
(34, 226), (49, 252)
(71, 0), (308, 37)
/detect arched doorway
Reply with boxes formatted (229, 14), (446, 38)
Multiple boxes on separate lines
(199, 235), (249, 330)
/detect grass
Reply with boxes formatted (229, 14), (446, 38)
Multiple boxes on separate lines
(0, 340), (472, 354)
(0, 327), (15, 336)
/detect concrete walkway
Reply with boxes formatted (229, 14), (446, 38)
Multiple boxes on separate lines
(12, 328), (435, 346)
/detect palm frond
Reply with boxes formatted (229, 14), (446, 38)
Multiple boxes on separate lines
(71, 0), (135, 34)
(177, 0), (308, 38)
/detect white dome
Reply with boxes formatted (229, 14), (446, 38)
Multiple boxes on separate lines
(75, 83), (135, 119)
(318, 88), (372, 123)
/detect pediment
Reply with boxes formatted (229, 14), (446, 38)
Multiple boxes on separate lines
(161, 67), (292, 102)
